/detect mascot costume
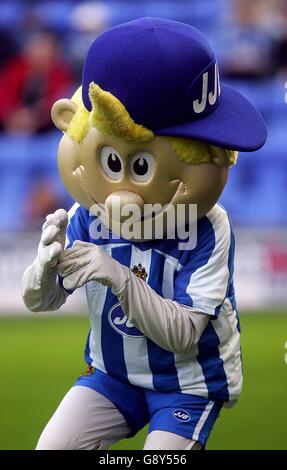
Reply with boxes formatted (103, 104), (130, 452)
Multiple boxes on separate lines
(22, 18), (267, 450)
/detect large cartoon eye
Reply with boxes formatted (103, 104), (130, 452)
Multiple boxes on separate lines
(130, 152), (154, 182)
(100, 146), (123, 180)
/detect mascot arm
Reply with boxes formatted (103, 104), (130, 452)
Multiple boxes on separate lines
(58, 241), (210, 353)
(116, 272), (210, 354)
(22, 263), (69, 312)
(22, 209), (69, 312)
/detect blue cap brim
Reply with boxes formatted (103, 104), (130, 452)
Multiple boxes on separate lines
(156, 83), (267, 152)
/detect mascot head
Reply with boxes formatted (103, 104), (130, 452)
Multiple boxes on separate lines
(51, 17), (267, 240)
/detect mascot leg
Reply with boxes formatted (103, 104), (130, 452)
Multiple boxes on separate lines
(143, 430), (202, 450)
(36, 386), (131, 450)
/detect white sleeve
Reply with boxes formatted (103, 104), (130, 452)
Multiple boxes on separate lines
(22, 261), (69, 312)
(114, 272), (210, 354)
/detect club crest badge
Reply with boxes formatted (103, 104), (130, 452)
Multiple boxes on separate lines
(131, 263), (148, 281)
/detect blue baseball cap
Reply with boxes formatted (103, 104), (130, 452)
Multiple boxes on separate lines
(82, 17), (267, 151)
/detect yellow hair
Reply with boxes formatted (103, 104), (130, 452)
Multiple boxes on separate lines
(165, 136), (238, 167)
(89, 83), (154, 142)
(67, 86), (90, 143)
(67, 83), (238, 166)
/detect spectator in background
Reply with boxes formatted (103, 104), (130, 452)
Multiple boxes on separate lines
(23, 171), (70, 230)
(0, 29), (18, 71)
(220, 0), (278, 79)
(66, 1), (109, 82)
(0, 30), (72, 135)
(258, 0), (287, 74)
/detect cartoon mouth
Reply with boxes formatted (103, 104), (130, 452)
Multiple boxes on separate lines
(139, 180), (186, 222)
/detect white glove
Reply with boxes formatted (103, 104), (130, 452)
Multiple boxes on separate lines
(22, 209), (69, 312)
(58, 240), (209, 353)
(58, 241), (130, 293)
(36, 209), (68, 275)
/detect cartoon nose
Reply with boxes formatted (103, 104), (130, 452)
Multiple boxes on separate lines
(105, 190), (145, 222)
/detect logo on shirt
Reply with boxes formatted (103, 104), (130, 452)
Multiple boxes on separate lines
(131, 263), (148, 281)
(108, 303), (144, 338)
(172, 409), (191, 422)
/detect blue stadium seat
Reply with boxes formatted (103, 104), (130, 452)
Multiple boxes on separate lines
(0, 132), (66, 232)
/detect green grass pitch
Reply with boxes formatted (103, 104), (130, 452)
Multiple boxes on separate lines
(0, 312), (286, 450)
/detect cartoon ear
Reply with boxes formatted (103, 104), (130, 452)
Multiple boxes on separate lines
(51, 99), (78, 132)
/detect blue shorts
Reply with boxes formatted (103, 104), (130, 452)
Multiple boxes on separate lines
(74, 369), (222, 447)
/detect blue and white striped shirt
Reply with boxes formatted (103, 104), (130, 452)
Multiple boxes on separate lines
(65, 202), (242, 404)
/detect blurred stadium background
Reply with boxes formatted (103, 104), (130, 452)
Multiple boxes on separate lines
(0, 0), (286, 450)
